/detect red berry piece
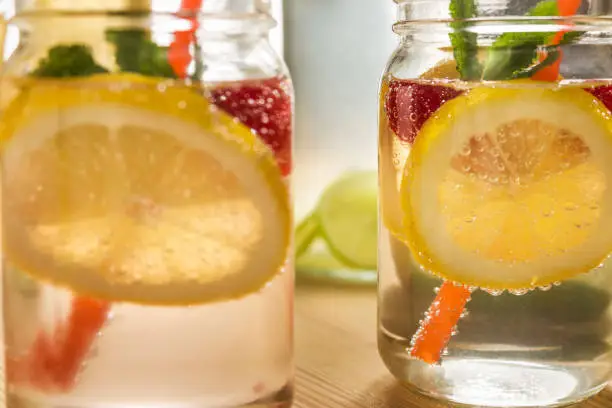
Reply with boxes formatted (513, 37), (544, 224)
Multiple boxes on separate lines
(385, 80), (462, 144)
(210, 78), (293, 176)
(586, 85), (612, 113)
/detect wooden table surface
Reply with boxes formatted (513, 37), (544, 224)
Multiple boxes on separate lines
(293, 284), (612, 408)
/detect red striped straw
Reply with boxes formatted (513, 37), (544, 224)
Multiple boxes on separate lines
(168, 0), (203, 78)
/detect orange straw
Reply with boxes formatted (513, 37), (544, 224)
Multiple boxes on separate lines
(409, 282), (472, 364)
(8, 298), (110, 391)
(168, 0), (203, 78)
(532, 0), (581, 81)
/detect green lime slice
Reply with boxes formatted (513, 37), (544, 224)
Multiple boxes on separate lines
(316, 170), (378, 270)
(295, 213), (319, 258)
(296, 248), (377, 286)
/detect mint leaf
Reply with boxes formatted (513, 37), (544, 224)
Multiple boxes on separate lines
(481, 0), (583, 80)
(106, 29), (177, 78)
(560, 30), (584, 45)
(33, 45), (109, 78)
(512, 47), (561, 78)
(528, 0), (559, 16)
(482, 0), (557, 80)
(449, 0), (482, 80)
(482, 33), (549, 80)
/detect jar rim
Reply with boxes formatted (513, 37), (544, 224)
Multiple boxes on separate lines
(392, 0), (602, 24)
(7, 10), (277, 35)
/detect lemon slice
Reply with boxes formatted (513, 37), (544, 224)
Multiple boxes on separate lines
(402, 85), (612, 290)
(1, 74), (291, 305)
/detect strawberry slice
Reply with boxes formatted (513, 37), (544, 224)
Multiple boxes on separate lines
(8, 297), (110, 392)
(385, 80), (462, 144)
(209, 78), (293, 176)
(586, 85), (612, 112)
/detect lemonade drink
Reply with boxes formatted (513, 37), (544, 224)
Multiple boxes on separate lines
(1, 6), (293, 408)
(378, 0), (612, 405)
(378, 72), (612, 408)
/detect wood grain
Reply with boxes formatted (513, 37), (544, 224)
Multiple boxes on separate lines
(294, 284), (612, 408)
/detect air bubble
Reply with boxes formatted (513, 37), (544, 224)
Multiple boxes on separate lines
(433, 287), (440, 294)
(409, 112), (418, 122)
(509, 288), (529, 296)
(442, 347), (450, 356)
(483, 288), (504, 296)
(538, 284), (552, 292)
(564, 203), (578, 211)
(464, 215), (476, 224)
(460, 310), (470, 318)
(461, 146), (472, 156)
(553, 281), (562, 286)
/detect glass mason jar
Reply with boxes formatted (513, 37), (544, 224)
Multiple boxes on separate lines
(0, 1), (294, 408)
(378, 0), (612, 406)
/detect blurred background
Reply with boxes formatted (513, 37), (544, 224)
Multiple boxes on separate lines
(285, 0), (394, 287)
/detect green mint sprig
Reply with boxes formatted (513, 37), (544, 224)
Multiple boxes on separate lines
(33, 45), (109, 77)
(449, 0), (584, 81)
(33, 30), (179, 78)
(449, 0), (482, 80)
(105, 29), (177, 78)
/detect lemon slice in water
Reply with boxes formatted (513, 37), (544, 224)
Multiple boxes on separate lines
(1, 74), (291, 306)
(402, 85), (612, 290)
